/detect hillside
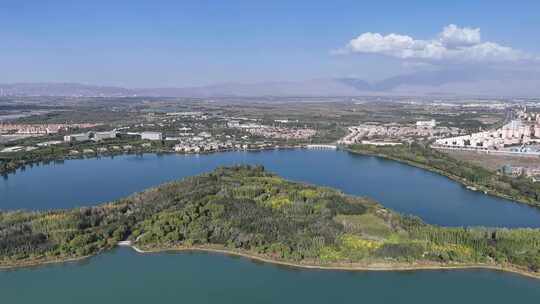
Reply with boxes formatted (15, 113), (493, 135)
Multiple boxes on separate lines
(1, 166), (539, 276)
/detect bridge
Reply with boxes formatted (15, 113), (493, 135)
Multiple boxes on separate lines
(306, 144), (337, 150)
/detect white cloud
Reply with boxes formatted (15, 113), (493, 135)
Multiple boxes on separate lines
(341, 24), (532, 63)
(439, 24), (480, 48)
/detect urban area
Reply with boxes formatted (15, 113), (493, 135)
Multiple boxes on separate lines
(1, 97), (539, 182)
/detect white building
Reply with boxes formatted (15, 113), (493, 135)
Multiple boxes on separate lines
(37, 140), (63, 147)
(227, 120), (240, 128)
(416, 120), (437, 128)
(140, 132), (163, 141)
(199, 132), (212, 138)
(434, 119), (537, 150)
(64, 133), (90, 142)
(93, 131), (118, 141)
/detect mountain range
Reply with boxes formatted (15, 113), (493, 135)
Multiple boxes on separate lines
(1, 68), (539, 98)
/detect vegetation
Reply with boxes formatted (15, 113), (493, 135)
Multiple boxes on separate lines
(1, 166), (539, 275)
(349, 143), (540, 207)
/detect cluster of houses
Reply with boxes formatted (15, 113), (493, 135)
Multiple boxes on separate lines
(502, 165), (540, 181)
(67, 143), (153, 156)
(174, 141), (281, 154)
(63, 131), (163, 142)
(0, 123), (99, 135)
(339, 120), (458, 145)
(245, 126), (316, 140)
(434, 118), (540, 151)
(174, 141), (239, 153)
(172, 131), (254, 153)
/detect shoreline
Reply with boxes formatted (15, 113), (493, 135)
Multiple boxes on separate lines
(0, 144), (308, 176)
(1, 148), (539, 279)
(5, 144), (534, 209)
(130, 244), (540, 280)
(345, 147), (539, 208)
(2, 243), (538, 281)
(0, 254), (94, 271)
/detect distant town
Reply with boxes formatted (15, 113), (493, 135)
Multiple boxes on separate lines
(0, 110), (319, 158)
(1, 96), (539, 182)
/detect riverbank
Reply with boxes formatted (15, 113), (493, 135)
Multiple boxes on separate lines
(345, 147), (540, 208)
(0, 144), (307, 176)
(0, 252), (101, 271)
(128, 243), (540, 280)
(2, 243), (539, 281)
(132, 244), (540, 280)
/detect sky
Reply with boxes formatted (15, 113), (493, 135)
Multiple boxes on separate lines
(1, 0), (539, 87)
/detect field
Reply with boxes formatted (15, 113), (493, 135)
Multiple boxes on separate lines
(447, 150), (540, 171)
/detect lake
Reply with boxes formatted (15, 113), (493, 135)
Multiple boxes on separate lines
(1, 247), (539, 303)
(2, 149), (540, 227)
(2, 149), (540, 301)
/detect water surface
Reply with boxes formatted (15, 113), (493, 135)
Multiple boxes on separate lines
(2, 149), (540, 227)
(1, 248), (538, 304)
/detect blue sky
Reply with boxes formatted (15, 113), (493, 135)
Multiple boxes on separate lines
(1, 0), (539, 87)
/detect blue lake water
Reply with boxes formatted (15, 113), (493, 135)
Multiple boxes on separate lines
(1, 149), (540, 227)
(1, 248), (539, 304)
(2, 149), (540, 301)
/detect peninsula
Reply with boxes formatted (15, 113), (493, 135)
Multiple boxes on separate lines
(1, 166), (539, 278)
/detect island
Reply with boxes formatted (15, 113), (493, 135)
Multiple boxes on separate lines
(1, 166), (539, 278)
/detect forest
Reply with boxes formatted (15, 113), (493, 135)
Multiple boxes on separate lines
(1, 165), (539, 274)
(349, 143), (540, 207)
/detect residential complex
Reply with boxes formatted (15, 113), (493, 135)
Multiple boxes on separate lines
(339, 120), (459, 145)
(0, 123), (99, 135)
(434, 115), (540, 150)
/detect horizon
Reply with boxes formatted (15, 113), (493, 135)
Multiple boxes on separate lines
(2, 0), (540, 93)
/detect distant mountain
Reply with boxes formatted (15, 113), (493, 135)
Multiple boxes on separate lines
(0, 79), (365, 98)
(374, 68), (540, 97)
(333, 78), (372, 91)
(2, 68), (539, 98)
(0, 83), (134, 97)
(141, 79), (365, 97)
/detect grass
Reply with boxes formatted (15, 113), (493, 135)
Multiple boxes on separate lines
(335, 214), (394, 239)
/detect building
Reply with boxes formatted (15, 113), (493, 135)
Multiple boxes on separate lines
(93, 131), (118, 141)
(227, 120), (240, 128)
(502, 165), (540, 178)
(37, 140), (63, 147)
(0, 146), (24, 153)
(64, 133), (90, 142)
(199, 132), (212, 138)
(501, 120), (531, 139)
(360, 140), (402, 146)
(174, 144), (201, 153)
(434, 116), (540, 150)
(140, 132), (163, 141)
(416, 120), (437, 128)
(502, 165), (524, 177)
